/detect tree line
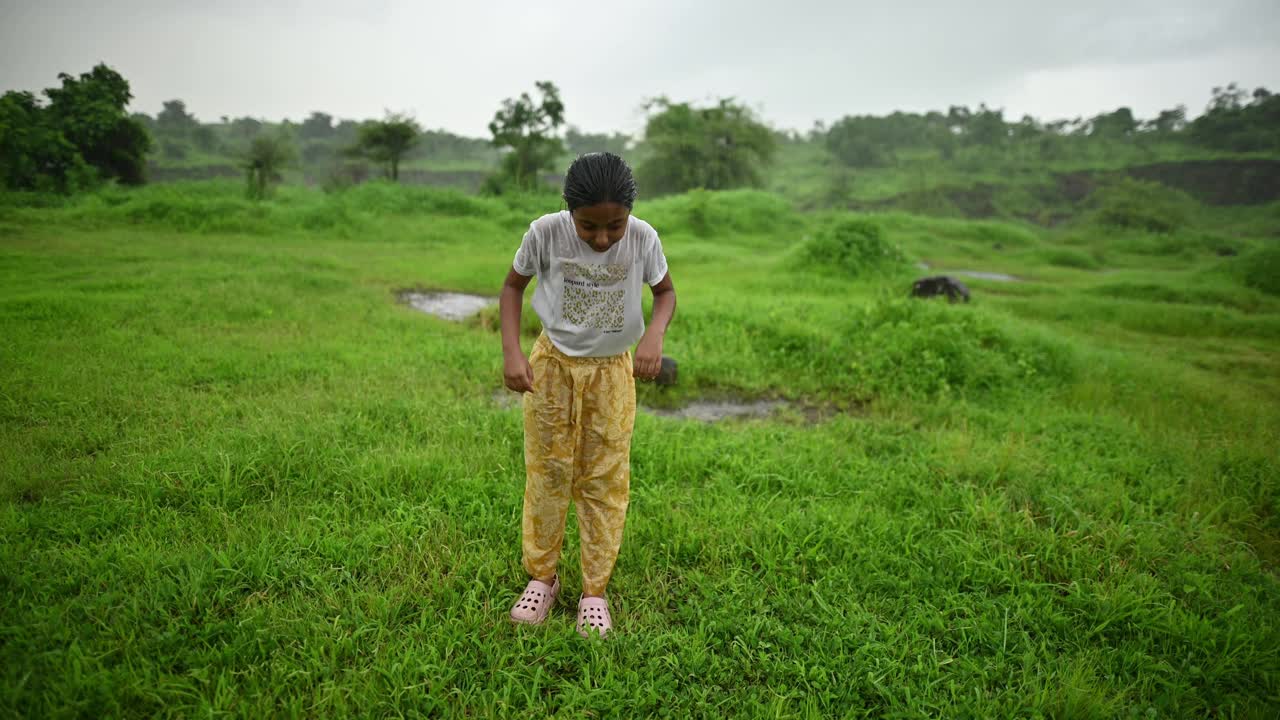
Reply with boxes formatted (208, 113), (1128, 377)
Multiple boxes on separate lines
(819, 85), (1278, 170)
(3, 63), (1276, 199)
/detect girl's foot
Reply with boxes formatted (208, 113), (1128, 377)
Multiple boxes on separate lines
(576, 595), (613, 638)
(510, 576), (559, 625)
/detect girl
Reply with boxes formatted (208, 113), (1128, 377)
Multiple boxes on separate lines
(500, 152), (676, 638)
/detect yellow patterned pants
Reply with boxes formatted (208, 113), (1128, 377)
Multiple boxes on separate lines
(522, 333), (636, 596)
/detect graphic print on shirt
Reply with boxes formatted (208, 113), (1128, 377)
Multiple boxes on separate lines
(561, 260), (629, 332)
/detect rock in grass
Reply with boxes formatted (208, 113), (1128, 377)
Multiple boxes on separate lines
(911, 275), (971, 303)
(656, 357), (678, 386)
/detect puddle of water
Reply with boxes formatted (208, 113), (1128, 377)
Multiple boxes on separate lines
(917, 265), (1020, 283)
(400, 291), (496, 321)
(493, 390), (523, 410)
(946, 270), (1020, 282)
(646, 400), (787, 422)
(491, 392), (792, 423)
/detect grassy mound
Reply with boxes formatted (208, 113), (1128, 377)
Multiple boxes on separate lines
(844, 298), (1075, 399)
(1236, 245), (1280, 296)
(1040, 247), (1102, 270)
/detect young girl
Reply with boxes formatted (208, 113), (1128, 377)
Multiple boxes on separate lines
(500, 152), (676, 638)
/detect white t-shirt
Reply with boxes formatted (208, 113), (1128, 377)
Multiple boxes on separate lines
(512, 210), (669, 357)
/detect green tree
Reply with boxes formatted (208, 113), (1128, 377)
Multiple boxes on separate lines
(637, 97), (776, 195)
(242, 133), (295, 200)
(487, 81), (565, 190)
(156, 99), (198, 137)
(354, 112), (421, 182)
(333, 120), (361, 145)
(300, 111), (334, 140)
(0, 63), (150, 191)
(967, 104), (1008, 147)
(131, 112), (155, 131)
(1144, 106), (1187, 134)
(0, 91), (85, 191)
(825, 116), (892, 168)
(43, 65), (151, 185)
(230, 116), (262, 140)
(1190, 84), (1279, 152)
(1090, 107), (1137, 138)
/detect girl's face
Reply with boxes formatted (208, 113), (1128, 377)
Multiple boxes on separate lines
(570, 202), (630, 253)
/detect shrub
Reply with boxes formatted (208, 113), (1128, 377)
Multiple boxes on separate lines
(798, 217), (908, 278)
(1237, 245), (1280, 296)
(1041, 248), (1101, 270)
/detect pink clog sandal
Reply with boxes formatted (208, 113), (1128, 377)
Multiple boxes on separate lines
(576, 595), (613, 638)
(509, 576), (559, 625)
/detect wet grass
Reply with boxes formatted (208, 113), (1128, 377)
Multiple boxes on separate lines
(1, 183), (1278, 717)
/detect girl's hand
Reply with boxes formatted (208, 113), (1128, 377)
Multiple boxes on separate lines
(634, 333), (663, 380)
(504, 353), (535, 393)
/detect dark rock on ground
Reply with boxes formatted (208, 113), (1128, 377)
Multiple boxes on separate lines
(656, 357), (678, 386)
(912, 275), (971, 303)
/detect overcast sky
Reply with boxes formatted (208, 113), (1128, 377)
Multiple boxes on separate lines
(3, 0), (1278, 137)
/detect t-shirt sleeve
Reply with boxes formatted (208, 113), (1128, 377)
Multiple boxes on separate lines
(511, 223), (542, 277)
(642, 228), (669, 286)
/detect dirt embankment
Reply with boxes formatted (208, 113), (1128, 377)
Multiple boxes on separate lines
(1116, 158), (1279, 206)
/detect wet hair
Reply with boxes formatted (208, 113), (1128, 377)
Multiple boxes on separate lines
(562, 152), (637, 211)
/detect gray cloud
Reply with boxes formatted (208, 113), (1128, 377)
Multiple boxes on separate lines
(2, 0), (1277, 135)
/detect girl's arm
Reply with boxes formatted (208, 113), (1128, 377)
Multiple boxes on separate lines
(501, 268), (535, 392)
(635, 272), (676, 379)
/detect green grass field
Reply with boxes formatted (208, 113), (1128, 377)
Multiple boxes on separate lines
(2, 181), (1278, 717)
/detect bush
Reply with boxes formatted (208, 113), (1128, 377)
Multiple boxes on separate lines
(1237, 245), (1280, 296)
(1090, 178), (1194, 233)
(797, 217), (908, 278)
(1041, 248), (1101, 270)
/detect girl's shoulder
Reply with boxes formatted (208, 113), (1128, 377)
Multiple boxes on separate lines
(628, 214), (656, 236)
(529, 210), (572, 236)
(628, 215), (661, 251)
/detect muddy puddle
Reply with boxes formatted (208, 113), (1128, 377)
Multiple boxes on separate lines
(916, 263), (1020, 283)
(646, 399), (787, 422)
(948, 270), (1019, 282)
(492, 392), (833, 424)
(399, 291), (496, 321)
